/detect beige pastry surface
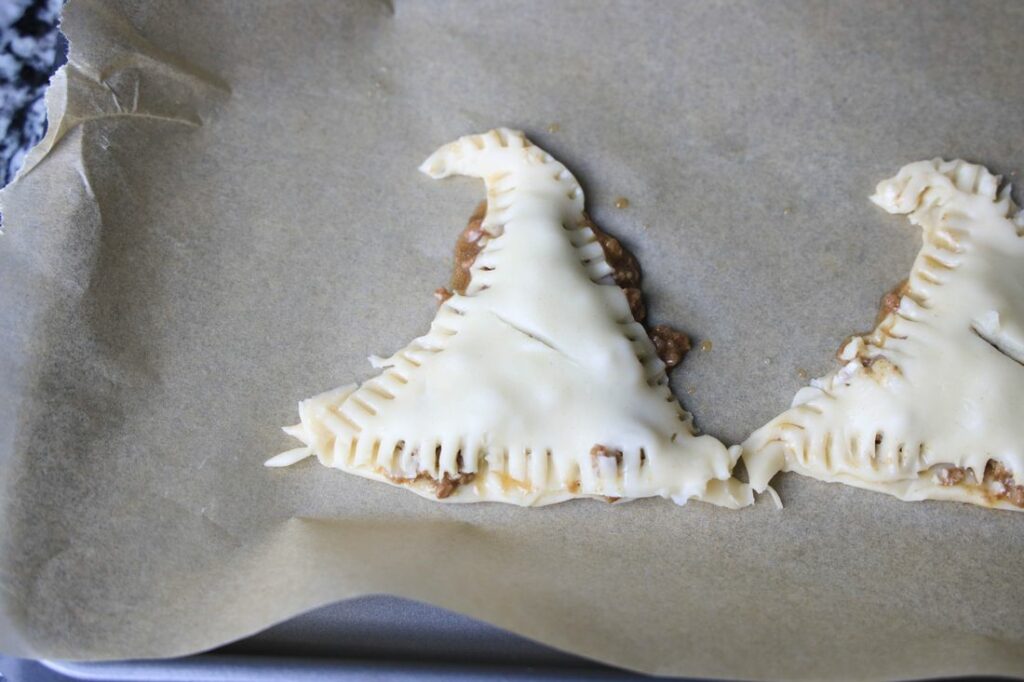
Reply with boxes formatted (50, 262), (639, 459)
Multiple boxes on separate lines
(268, 128), (751, 508)
(744, 159), (1024, 511)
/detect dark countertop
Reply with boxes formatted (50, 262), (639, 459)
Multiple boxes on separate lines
(0, 0), (64, 188)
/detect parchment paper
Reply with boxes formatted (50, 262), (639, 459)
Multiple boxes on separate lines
(1, 1), (1022, 679)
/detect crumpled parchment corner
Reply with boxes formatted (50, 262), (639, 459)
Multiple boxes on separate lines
(14, 0), (230, 185)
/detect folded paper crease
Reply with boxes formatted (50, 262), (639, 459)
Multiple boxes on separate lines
(17, 0), (229, 182)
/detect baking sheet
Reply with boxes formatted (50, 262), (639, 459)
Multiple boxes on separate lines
(1, 1), (1022, 679)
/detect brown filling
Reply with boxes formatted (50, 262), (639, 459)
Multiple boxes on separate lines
(837, 279), (912, 363)
(876, 279), (909, 325)
(590, 445), (624, 504)
(434, 472), (476, 499)
(380, 449), (477, 500)
(650, 325), (692, 369)
(581, 214), (641, 290)
(439, 202), (691, 369)
(937, 460), (1024, 508)
(386, 470), (477, 500)
(435, 201), (489, 303)
(590, 444), (624, 463)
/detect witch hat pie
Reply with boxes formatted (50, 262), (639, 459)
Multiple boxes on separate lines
(744, 159), (1024, 511)
(268, 128), (751, 508)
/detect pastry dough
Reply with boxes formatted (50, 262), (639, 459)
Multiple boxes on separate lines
(268, 128), (751, 508)
(743, 159), (1024, 510)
